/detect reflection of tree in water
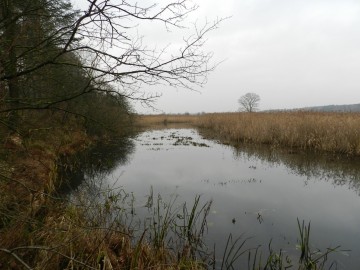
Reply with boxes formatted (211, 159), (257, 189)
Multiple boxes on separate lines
(56, 136), (139, 234)
(58, 136), (135, 194)
(232, 144), (360, 195)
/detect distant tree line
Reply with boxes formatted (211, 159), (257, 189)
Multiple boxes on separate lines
(303, 104), (360, 112)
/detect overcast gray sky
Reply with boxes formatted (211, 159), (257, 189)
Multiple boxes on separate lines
(73, 0), (360, 113)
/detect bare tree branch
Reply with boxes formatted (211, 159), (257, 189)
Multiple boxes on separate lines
(1, 0), (223, 107)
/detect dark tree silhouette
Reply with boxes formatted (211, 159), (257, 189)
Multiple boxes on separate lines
(1, 0), (221, 117)
(238, 92), (261, 112)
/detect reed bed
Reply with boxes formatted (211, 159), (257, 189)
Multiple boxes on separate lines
(0, 186), (211, 269)
(135, 114), (198, 127)
(196, 112), (360, 156)
(137, 111), (360, 156)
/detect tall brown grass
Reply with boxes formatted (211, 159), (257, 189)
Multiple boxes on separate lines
(135, 114), (198, 127)
(137, 111), (360, 156)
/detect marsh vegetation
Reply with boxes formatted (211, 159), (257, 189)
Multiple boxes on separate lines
(136, 112), (360, 156)
(1, 0), (359, 268)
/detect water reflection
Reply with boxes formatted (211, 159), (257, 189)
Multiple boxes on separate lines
(58, 137), (135, 193)
(65, 128), (360, 269)
(231, 144), (360, 195)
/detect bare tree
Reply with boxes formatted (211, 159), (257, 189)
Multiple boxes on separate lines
(238, 92), (260, 112)
(0, 0), (223, 115)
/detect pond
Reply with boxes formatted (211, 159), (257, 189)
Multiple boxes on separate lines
(71, 128), (360, 269)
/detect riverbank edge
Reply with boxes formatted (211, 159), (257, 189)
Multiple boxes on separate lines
(1, 129), (208, 269)
(1, 129), (93, 268)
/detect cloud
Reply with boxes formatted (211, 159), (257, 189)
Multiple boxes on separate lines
(72, 0), (360, 112)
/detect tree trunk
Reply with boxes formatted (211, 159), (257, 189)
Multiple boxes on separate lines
(1, 0), (20, 130)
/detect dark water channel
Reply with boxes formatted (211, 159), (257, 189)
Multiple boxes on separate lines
(70, 128), (360, 269)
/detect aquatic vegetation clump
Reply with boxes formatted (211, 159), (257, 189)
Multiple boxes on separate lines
(218, 219), (343, 270)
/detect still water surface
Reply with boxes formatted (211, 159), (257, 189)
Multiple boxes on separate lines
(82, 128), (360, 269)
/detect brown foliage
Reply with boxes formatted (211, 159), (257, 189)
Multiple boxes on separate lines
(136, 111), (360, 156)
(196, 112), (360, 155)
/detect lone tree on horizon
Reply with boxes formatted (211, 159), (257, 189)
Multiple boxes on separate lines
(238, 92), (261, 112)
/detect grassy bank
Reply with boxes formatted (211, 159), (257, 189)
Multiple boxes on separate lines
(0, 110), (212, 269)
(137, 111), (360, 156)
